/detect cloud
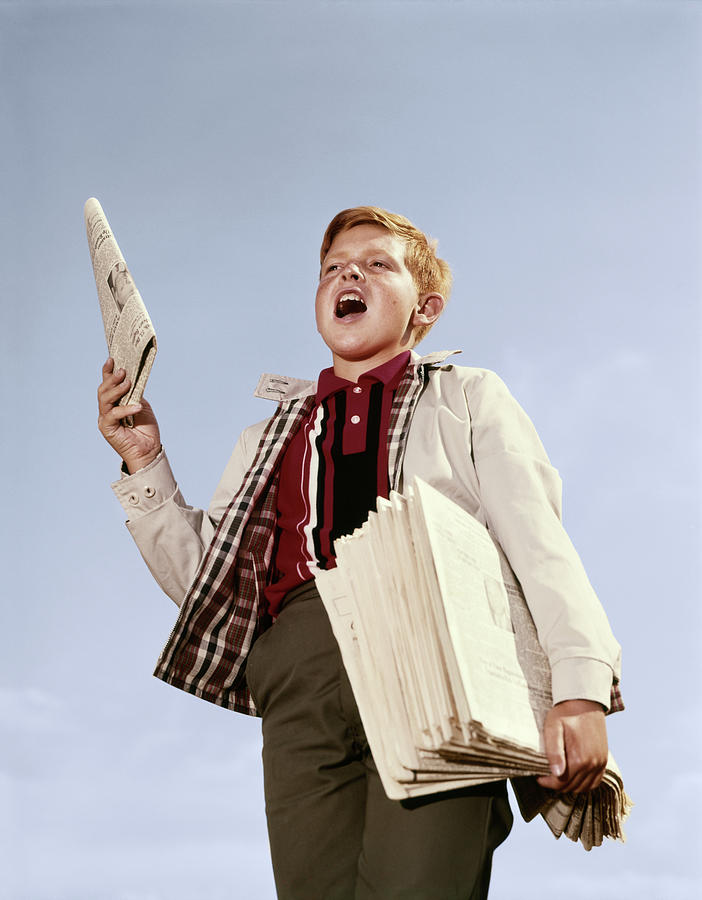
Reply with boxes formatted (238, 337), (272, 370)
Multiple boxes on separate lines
(0, 687), (68, 735)
(1, 686), (274, 900)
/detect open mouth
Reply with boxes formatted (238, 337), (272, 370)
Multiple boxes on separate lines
(335, 293), (367, 319)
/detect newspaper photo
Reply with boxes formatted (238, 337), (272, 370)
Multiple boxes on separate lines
(84, 198), (157, 416)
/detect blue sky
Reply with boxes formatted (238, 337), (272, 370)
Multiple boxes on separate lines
(2, 1), (701, 898)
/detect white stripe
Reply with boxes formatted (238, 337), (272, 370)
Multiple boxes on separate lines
(298, 404), (326, 571)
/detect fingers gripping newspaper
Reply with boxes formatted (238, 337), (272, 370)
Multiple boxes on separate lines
(314, 477), (631, 851)
(85, 198), (157, 417)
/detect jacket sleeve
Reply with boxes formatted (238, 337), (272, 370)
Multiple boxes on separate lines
(111, 420), (268, 606)
(466, 370), (622, 710)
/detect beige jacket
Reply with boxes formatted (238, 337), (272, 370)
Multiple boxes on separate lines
(113, 355), (622, 710)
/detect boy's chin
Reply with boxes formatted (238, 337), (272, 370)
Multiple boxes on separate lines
(325, 328), (374, 352)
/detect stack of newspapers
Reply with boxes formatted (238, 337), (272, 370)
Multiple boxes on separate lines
(314, 477), (631, 850)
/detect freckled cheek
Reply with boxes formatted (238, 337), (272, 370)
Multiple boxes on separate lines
(314, 288), (326, 321)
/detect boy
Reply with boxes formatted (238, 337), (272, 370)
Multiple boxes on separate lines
(97, 207), (621, 899)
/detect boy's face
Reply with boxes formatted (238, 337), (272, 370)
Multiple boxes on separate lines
(315, 224), (443, 380)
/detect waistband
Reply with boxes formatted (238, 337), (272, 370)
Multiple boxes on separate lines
(279, 579), (320, 613)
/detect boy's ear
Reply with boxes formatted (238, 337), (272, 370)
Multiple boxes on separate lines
(412, 293), (445, 327)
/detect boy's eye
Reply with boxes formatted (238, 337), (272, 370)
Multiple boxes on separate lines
(326, 264), (340, 272)
(371, 261), (386, 268)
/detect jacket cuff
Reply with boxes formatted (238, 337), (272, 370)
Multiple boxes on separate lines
(551, 657), (615, 712)
(111, 449), (177, 521)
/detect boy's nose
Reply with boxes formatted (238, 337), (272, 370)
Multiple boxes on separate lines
(342, 262), (363, 280)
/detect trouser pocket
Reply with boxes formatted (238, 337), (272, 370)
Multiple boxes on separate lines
(244, 627), (273, 714)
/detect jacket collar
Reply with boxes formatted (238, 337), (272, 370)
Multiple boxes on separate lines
(253, 350), (462, 402)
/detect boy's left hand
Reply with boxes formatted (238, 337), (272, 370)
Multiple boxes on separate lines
(537, 699), (608, 794)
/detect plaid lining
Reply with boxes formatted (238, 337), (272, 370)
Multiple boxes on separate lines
(153, 354), (622, 716)
(153, 394), (317, 714)
(153, 361), (430, 714)
(609, 682), (624, 714)
(387, 362), (426, 491)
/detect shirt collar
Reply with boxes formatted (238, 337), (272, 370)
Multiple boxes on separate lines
(315, 351), (411, 403)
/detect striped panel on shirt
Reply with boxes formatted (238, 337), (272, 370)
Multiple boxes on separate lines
(268, 378), (391, 613)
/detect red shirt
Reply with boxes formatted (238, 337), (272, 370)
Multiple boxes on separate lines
(265, 351), (410, 615)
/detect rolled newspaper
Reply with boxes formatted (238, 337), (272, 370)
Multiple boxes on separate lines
(85, 198), (157, 420)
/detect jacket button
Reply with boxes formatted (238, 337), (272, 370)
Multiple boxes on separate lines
(127, 493), (139, 506)
(144, 486), (156, 498)
(350, 415), (361, 424)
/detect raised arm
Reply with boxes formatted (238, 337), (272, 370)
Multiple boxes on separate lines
(98, 358), (270, 606)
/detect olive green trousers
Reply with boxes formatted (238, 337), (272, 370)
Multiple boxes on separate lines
(246, 582), (512, 900)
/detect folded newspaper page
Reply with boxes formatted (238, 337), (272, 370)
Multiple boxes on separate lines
(85, 198), (157, 416)
(315, 477), (631, 850)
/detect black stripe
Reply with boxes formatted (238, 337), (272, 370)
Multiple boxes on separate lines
(330, 381), (383, 546)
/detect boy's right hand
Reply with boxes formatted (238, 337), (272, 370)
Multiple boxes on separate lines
(98, 357), (161, 474)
